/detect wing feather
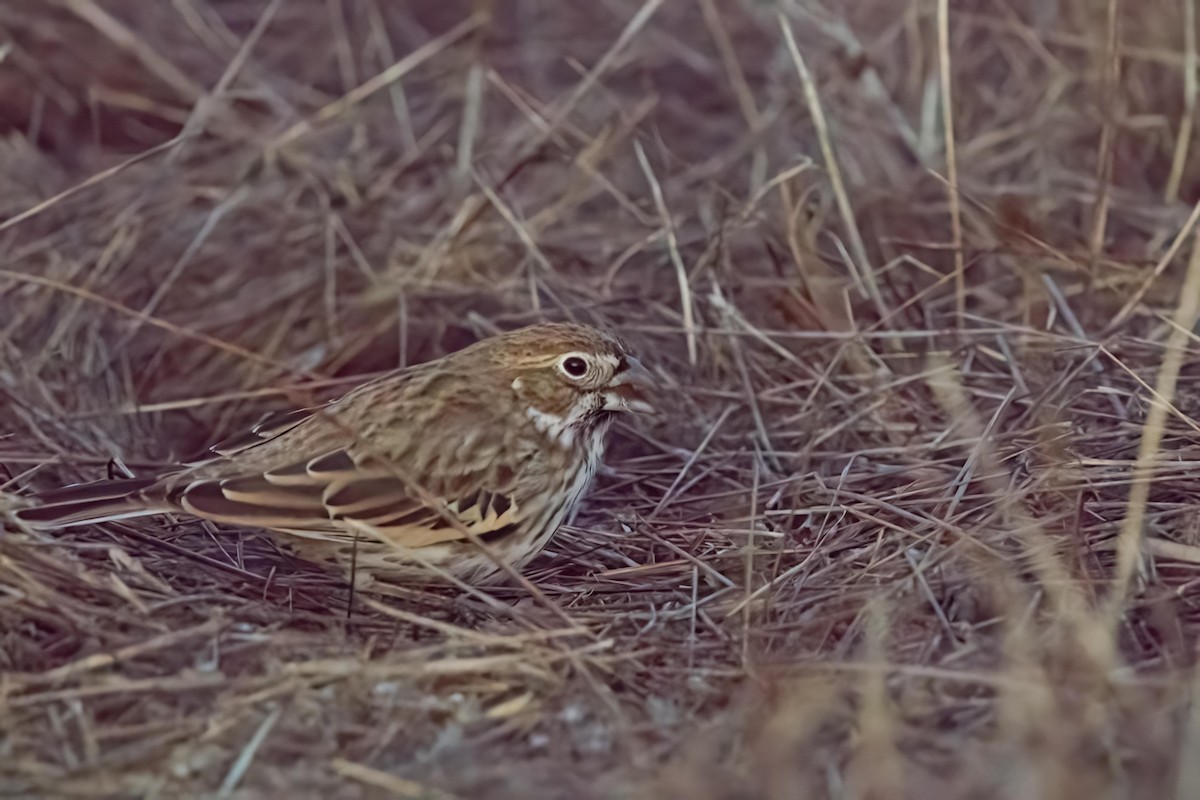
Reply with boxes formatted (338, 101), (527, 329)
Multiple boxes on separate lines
(180, 481), (340, 530)
(220, 475), (327, 511)
(177, 445), (526, 550)
(306, 450), (357, 476)
(324, 476), (414, 516)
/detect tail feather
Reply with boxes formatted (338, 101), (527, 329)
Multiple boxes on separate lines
(14, 477), (165, 529)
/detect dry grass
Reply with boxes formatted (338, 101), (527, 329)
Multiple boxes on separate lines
(3, 0), (1200, 797)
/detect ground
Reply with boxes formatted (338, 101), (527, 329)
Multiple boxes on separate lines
(3, 1), (1200, 798)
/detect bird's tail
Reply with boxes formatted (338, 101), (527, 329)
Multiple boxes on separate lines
(13, 477), (165, 528)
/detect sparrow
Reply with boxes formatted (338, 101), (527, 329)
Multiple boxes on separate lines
(12, 322), (656, 587)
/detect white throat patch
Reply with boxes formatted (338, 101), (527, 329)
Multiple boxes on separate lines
(525, 405), (577, 447)
(525, 392), (605, 448)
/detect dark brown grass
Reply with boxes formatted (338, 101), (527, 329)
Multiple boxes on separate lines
(3, 1), (1200, 797)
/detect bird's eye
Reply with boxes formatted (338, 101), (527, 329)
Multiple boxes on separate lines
(560, 355), (589, 378)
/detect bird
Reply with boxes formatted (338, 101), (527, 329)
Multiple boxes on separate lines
(12, 322), (656, 588)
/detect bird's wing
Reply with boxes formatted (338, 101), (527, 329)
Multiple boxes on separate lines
(177, 447), (526, 549)
(164, 365), (530, 548)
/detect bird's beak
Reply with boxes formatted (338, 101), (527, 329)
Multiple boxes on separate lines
(606, 356), (657, 414)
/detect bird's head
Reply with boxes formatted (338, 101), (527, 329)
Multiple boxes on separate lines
(465, 322), (656, 444)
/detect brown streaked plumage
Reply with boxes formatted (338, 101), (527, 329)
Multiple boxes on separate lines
(13, 323), (655, 587)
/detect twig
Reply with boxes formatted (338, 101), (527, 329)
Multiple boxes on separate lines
(217, 704), (283, 798)
(1106, 227), (1200, 623)
(936, 0), (966, 323)
(778, 14), (885, 319)
(634, 140), (698, 365)
(271, 14), (483, 148)
(1164, 0), (1197, 201)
